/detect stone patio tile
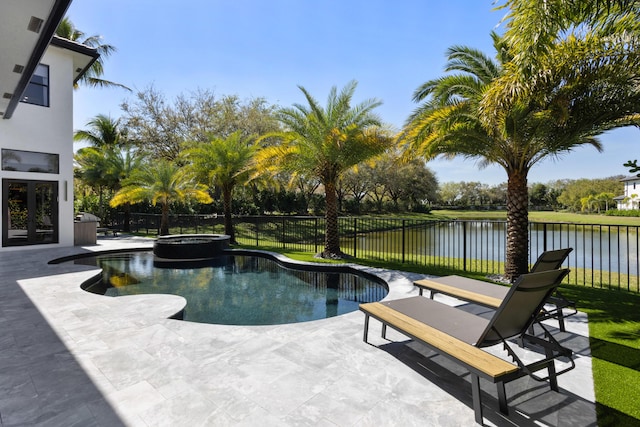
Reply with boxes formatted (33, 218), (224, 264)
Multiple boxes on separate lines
(0, 238), (596, 426)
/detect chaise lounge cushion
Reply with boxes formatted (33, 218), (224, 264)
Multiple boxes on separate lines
(379, 296), (490, 345)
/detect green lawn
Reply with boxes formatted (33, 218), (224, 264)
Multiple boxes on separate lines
(431, 209), (640, 226)
(254, 246), (640, 426)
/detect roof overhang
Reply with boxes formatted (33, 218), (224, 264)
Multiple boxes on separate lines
(621, 175), (640, 182)
(0, 0), (95, 119)
(51, 36), (100, 85)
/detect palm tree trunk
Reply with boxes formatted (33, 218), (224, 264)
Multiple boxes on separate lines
(98, 185), (104, 221)
(160, 202), (170, 236)
(505, 169), (529, 281)
(223, 186), (236, 244)
(323, 180), (342, 258)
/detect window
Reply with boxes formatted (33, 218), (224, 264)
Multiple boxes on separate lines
(20, 64), (49, 107)
(1, 149), (59, 174)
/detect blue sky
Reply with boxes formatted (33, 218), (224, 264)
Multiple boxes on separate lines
(66, 0), (638, 185)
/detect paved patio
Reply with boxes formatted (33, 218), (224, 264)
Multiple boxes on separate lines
(0, 237), (596, 426)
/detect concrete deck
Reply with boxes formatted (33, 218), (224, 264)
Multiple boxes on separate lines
(0, 237), (596, 426)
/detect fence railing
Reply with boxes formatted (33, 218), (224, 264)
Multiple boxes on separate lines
(116, 213), (640, 292)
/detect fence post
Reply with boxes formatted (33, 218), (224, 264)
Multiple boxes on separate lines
(402, 219), (406, 263)
(315, 217), (319, 254)
(282, 217), (286, 249)
(255, 217), (259, 247)
(463, 221), (468, 271)
(353, 217), (358, 259)
(543, 223), (548, 251)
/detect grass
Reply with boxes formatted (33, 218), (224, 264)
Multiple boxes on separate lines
(242, 244), (640, 426)
(559, 284), (640, 426)
(432, 209), (640, 226)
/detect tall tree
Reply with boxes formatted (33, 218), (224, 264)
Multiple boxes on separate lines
(183, 131), (259, 243)
(375, 154), (438, 212)
(55, 17), (130, 90)
(110, 161), (212, 235)
(488, 1), (640, 272)
(402, 35), (606, 280)
(121, 87), (279, 161)
(341, 167), (372, 214)
(256, 81), (392, 258)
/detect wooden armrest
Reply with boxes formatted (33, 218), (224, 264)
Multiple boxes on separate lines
(414, 278), (503, 308)
(361, 302), (518, 379)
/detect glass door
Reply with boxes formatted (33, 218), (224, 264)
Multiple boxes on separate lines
(2, 179), (58, 247)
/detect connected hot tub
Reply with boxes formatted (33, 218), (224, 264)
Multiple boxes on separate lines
(153, 234), (231, 260)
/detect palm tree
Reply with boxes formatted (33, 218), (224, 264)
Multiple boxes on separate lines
(595, 192), (616, 212)
(484, 2), (640, 276)
(74, 145), (144, 230)
(183, 131), (259, 243)
(56, 17), (130, 90)
(104, 147), (144, 231)
(74, 114), (126, 149)
(74, 114), (130, 220)
(110, 161), (212, 235)
(580, 195), (597, 213)
(256, 80), (392, 258)
(497, 0), (639, 71)
(74, 146), (111, 219)
(485, 1), (640, 127)
(402, 36), (606, 280)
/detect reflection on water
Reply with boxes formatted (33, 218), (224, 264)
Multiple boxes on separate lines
(341, 220), (640, 274)
(81, 252), (387, 326)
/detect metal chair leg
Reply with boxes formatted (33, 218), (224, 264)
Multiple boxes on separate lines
(471, 373), (483, 424)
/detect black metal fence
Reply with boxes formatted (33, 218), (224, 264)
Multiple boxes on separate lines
(115, 213), (640, 292)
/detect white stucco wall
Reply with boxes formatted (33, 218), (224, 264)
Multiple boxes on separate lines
(0, 45), (75, 251)
(617, 178), (640, 210)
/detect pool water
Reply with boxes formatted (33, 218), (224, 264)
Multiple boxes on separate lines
(81, 252), (388, 325)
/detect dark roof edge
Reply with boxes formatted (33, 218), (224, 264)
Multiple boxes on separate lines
(51, 35), (100, 84)
(621, 175), (640, 182)
(4, 0), (73, 119)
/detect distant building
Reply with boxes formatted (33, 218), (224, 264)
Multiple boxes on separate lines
(614, 176), (640, 210)
(1, 1), (98, 251)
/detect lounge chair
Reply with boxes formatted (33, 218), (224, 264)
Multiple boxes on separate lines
(360, 268), (574, 425)
(414, 248), (576, 331)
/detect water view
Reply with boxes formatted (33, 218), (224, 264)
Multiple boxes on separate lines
(340, 220), (640, 277)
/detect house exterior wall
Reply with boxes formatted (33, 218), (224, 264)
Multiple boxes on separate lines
(0, 45), (75, 251)
(617, 178), (640, 210)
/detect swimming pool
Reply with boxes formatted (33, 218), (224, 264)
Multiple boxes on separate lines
(79, 251), (388, 326)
